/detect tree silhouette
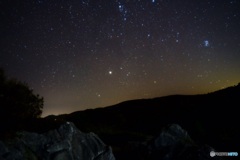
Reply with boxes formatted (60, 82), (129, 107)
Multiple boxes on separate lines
(0, 68), (43, 133)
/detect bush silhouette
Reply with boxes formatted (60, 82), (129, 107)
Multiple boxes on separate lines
(0, 68), (43, 133)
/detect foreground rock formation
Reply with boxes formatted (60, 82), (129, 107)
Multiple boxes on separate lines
(148, 124), (221, 160)
(0, 123), (225, 160)
(0, 122), (115, 160)
(113, 124), (223, 159)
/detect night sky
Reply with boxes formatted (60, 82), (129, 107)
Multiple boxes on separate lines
(1, 0), (240, 117)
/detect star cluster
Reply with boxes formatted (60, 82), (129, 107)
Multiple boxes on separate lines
(1, 0), (240, 116)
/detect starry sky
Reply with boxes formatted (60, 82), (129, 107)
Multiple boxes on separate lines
(1, 0), (240, 117)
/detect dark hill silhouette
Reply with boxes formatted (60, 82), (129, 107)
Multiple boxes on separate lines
(30, 83), (239, 159)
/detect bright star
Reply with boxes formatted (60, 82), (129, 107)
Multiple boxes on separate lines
(204, 40), (210, 47)
(109, 71), (112, 75)
(118, 4), (124, 12)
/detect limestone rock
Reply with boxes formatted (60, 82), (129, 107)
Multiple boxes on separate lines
(0, 122), (115, 160)
(148, 124), (222, 160)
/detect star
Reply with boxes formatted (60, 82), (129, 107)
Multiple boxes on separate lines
(118, 4), (124, 13)
(96, 93), (101, 97)
(109, 71), (113, 75)
(203, 40), (210, 47)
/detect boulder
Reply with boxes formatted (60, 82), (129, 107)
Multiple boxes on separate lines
(0, 122), (115, 160)
(148, 124), (222, 160)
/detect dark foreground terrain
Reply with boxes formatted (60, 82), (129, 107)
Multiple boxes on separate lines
(20, 84), (240, 159)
